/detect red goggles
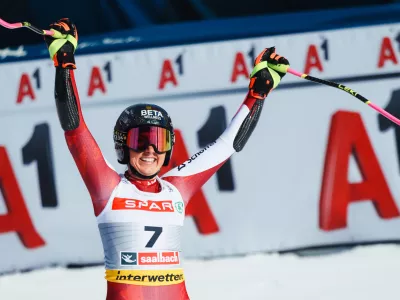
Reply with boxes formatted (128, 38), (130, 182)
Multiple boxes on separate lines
(126, 126), (173, 154)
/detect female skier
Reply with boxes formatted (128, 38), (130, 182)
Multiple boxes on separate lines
(44, 18), (289, 300)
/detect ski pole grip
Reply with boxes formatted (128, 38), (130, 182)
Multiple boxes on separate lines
(267, 63), (289, 74)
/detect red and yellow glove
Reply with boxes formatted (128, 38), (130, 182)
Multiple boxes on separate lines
(44, 18), (78, 69)
(249, 47), (290, 99)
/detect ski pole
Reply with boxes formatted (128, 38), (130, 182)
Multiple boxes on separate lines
(267, 61), (400, 126)
(0, 18), (66, 38)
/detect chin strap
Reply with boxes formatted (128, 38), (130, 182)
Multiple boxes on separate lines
(127, 163), (160, 180)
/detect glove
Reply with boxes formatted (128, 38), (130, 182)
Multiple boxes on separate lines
(249, 47), (290, 99)
(44, 18), (78, 69)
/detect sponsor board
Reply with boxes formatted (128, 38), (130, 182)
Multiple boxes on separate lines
(2, 22), (400, 274)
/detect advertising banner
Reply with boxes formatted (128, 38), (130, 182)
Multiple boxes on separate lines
(1, 23), (400, 273)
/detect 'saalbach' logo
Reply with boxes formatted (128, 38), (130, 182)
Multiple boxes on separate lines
(121, 252), (137, 266)
(120, 251), (180, 266)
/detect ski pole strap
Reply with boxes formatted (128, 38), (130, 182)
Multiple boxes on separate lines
(48, 32), (77, 58)
(250, 61), (281, 89)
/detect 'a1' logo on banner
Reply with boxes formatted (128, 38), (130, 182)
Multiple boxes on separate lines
(16, 68), (41, 104)
(319, 111), (400, 231)
(159, 53), (184, 90)
(87, 62), (112, 97)
(230, 46), (255, 83)
(377, 36), (398, 68)
(159, 130), (219, 234)
(0, 146), (45, 248)
(303, 38), (329, 74)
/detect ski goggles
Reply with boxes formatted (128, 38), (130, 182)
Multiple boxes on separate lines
(126, 126), (173, 154)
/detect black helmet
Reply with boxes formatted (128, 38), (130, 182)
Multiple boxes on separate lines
(113, 103), (175, 167)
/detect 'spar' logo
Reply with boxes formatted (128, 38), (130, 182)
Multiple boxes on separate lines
(112, 198), (175, 212)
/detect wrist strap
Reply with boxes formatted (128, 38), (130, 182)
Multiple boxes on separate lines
(48, 34), (78, 58)
(250, 61), (281, 89)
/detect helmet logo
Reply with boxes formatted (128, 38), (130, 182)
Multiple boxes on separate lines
(114, 130), (127, 143)
(141, 109), (164, 121)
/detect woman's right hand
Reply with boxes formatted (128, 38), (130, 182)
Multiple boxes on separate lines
(44, 18), (78, 69)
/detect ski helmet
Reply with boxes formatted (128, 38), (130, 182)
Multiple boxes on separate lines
(113, 103), (175, 167)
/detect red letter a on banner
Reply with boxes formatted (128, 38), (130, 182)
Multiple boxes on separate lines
(231, 52), (249, 83)
(160, 130), (219, 234)
(159, 59), (178, 90)
(16, 73), (36, 104)
(88, 67), (107, 96)
(0, 146), (45, 248)
(319, 111), (399, 231)
(377, 37), (398, 68)
(304, 44), (323, 74)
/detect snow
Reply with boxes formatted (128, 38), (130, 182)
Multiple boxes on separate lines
(1, 244), (400, 300)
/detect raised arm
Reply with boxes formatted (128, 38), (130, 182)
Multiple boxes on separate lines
(162, 47), (289, 204)
(46, 19), (120, 215)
